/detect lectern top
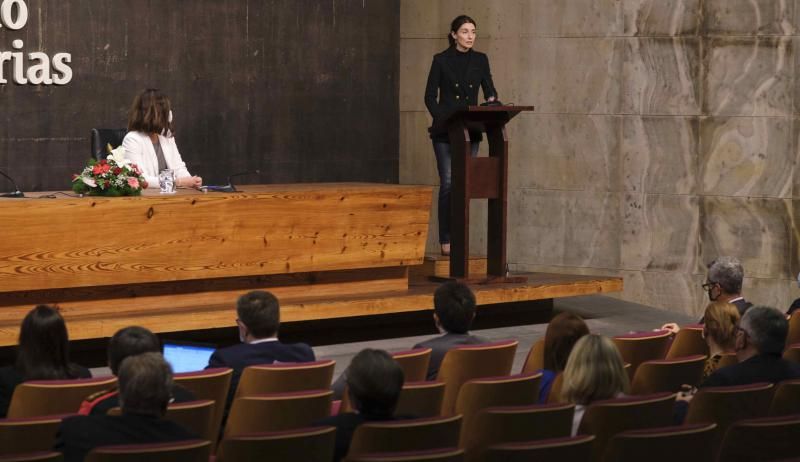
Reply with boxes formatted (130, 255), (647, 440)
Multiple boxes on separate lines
(464, 105), (535, 112)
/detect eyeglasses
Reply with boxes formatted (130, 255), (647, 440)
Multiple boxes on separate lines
(702, 281), (718, 291)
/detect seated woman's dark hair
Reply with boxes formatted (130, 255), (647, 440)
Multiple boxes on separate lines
(15, 305), (81, 380)
(543, 312), (590, 372)
(449, 15), (477, 48)
(127, 88), (174, 136)
(346, 349), (404, 417)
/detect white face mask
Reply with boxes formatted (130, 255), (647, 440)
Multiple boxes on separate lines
(796, 272), (800, 288)
(168, 110), (173, 123)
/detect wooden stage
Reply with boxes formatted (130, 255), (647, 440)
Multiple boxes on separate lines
(0, 183), (622, 346)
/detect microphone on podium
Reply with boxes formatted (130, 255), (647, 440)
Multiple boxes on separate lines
(0, 170), (25, 198)
(201, 170), (261, 193)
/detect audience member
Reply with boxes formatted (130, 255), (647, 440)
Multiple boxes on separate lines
(536, 312), (589, 403)
(79, 326), (195, 415)
(55, 353), (195, 462)
(561, 334), (629, 435)
(0, 305), (90, 417)
(315, 349), (405, 462)
(206, 290), (315, 407)
(703, 257), (752, 316)
(699, 302), (740, 380)
(786, 271), (800, 316)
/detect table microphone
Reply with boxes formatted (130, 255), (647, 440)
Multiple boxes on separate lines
(0, 170), (24, 198)
(201, 170), (261, 193)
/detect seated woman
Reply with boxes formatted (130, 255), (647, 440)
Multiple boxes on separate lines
(0, 305), (91, 417)
(537, 312), (589, 403)
(561, 334), (629, 435)
(699, 302), (740, 380)
(122, 88), (202, 190)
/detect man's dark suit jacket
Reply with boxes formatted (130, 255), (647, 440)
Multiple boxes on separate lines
(701, 353), (800, 387)
(315, 412), (405, 462)
(731, 298), (754, 317)
(206, 340), (315, 409)
(413, 333), (488, 380)
(55, 413), (195, 462)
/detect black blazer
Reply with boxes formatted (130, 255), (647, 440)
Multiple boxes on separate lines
(701, 353), (800, 388)
(424, 47), (498, 141)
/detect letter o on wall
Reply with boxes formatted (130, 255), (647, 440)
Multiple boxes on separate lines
(0, 0), (29, 30)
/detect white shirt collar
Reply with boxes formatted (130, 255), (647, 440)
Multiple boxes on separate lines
(248, 337), (279, 345)
(728, 296), (744, 303)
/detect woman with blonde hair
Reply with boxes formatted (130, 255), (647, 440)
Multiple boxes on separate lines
(700, 301), (740, 379)
(561, 334), (629, 435)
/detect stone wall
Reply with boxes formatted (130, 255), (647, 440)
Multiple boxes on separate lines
(400, 0), (800, 317)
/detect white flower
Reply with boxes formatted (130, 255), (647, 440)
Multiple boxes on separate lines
(81, 176), (97, 187)
(106, 146), (131, 168)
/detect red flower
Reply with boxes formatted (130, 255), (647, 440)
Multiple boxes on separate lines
(99, 160), (108, 166)
(92, 165), (103, 175)
(113, 167), (122, 175)
(102, 164), (111, 173)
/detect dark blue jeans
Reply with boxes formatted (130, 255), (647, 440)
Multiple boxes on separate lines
(433, 141), (480, 244)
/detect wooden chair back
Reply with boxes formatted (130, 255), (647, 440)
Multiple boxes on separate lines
(173, 367), (231, 450)
(453, 373), (540, 440)
(235, 360), (335, 398)
(483, 435), (594, 462)
(437, 340), (518, 415)
(7, 377), (117, 418)
(392, 348), (433, 382)
(395, 382), (445, 418)
(108, 400), (215, 444)
(787, 312), (800, 347)
(665, 325), (708, 359)
(520, 339), (544, 374)
(0, 414), (72, 455)
(783, 343), (800, 364)
(217, 426), (335, 462)
(717, 415), (800, 462)
(224, 389), (332, 437)
(578, 392), (676, 461)
(84, 440), (210, 462)
(546, 372), (565, 403)
(768, 379), (800, 416)
(346, 448), (464, 462)
(461, 403), (574, 462)
(612, 331), (671, 376)
(0, 452), (63, 462)
(629, 355), (706, 394)
(347, 415), (462, 459)
(600, 423), (716, 462)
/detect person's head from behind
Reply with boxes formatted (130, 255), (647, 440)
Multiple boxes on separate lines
(543, 312), (590, 372)
(108, 326), (161, 376)
(448, 15), (477, 51)
(117, 352), (173, 417)
(128, 88), (174, 136)
(705, 256), (744, 301)
(433, 281), (476, 335)
(561, 334), (629, 405)
(236, 290), (280, 343)
(702, 302), (740, 352)
(736, 306), (788, 360)
(346, 349), (404, 417)
(16, 305), (73, 380)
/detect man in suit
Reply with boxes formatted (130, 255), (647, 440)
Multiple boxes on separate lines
(414, 281), (487, 380)
(704, 256), (753, 316)
(55, 353), (195, 462)
(206, 290), (315, 406)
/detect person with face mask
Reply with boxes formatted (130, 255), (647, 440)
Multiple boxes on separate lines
(702, 256), (752, 316)
(122, 88), (203, 189)
(786, 272), (800, 316)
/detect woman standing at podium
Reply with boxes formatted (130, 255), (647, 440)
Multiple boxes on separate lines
(424, 15), (498, 256)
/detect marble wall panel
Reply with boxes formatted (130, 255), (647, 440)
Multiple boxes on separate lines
(701, 197), (792, 279)
(699, 117), (793, 198)
(622, 116), (699, 195)
(508, 189), (622, 269)
(621, 38), (701, 115)
(622, 0), (702, 37)
(742, 277), (793, 311)
(520, 0), (623, 37)
(400, 0), (525, 39)
(704, 38), (794, 116)
(622, 194), (700, 272)
(790, 199), (800, 276)
(508, 114), (621, 192)
(400, 112), (439, 186)
(705, 0), (795, 36)
(639, 271), (707, 316)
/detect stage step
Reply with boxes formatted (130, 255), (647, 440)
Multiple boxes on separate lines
(410, 254), (488, 279)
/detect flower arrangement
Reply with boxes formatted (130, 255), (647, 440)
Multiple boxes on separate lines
(72, 145), (148, 196)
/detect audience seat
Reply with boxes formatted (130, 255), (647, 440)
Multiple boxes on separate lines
(600, 423), (717, 462)
(395, 381), (446, 418)
(460, 403), (574, 462)
(716, 414), (800, 462)
(216, 426), (335, 462)
(108, 400), (215, 445)
(787, 313), (800, 347)
(392, 348), (433, 383)
(768, 379), (800, 416)
(224, 389), (332, 437)
(173, 367), (232, 451)
(545, 372), (565, 403)
(453, 373), (541, 439)
(685, 382), (774, 449)
(0, 414), (72, 455)
(578, 392), (676, 461)
(7, 377), (117, 418)
(436, 340), (518, 415)
(90, 128), (127, 160)
(483, 435), (594, 462)
(783, 343), (800, 364)
(665, 325), (708, 359)
(346, 448), (464, 462)
(612, 331), (671, 376)
(629, 355), (706, 394)
(84, 439), (210, 462)
(347, 415), (462, 459)
(0, 452), (63, 462)
(235, 360), (335, 398)
(520, 338), (544, 374)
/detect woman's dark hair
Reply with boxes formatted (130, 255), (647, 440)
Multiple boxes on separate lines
(346, 349), (404, 417)
(127, 88), (174, 136)
(15, 305), (79, 380)
(448, 15), (477, 48)
(543, 312), (590, 372)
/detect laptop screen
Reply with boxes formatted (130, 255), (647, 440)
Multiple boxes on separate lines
(163, 341), (216, 374)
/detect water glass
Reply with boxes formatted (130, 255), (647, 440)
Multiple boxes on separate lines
(159, 169), (176, 194)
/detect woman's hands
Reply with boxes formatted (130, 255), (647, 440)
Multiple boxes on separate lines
(177, 176), (203, 189)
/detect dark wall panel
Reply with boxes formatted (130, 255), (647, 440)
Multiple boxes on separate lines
(0, 0), (399, 191)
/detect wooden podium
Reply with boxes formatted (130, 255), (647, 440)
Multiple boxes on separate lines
(446, 105), (534, 282)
